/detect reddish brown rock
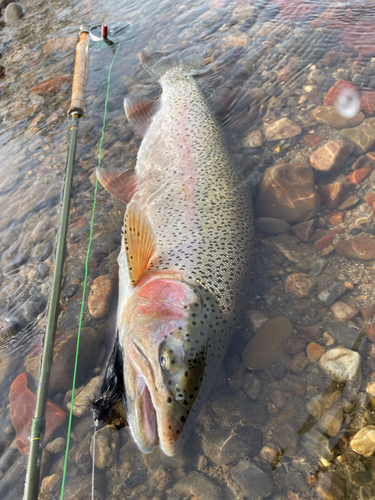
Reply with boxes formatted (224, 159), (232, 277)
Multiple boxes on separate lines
(310, 140), (354, 172)
(303, 135), (324, 147)
(265, 118), (301, 141)
(306, 342), (325, 363)
(88, 274), (114, 319)
(311, 106), (364, 129)
(291, 219), (315, 241)
(322, 51), (340, 67)
(341, 21), (375, 57)
(314, 229), (345, 252)
(43, 37), (77, 53)
(360, 91), (375, 116)
(346, 165), (373, 186)
(324, 79), (357, 106)
(10, 373), (67, 456)
(361, 304), (375, 320)
(31, 75), (71, 95)
(327, 211), (344, 226)
(367, 151), (375, 163)
(273, 0), (317, 20)
(367, 324), (375, 342)
(285, 273), (315, 298)
(366, 193), (375, 206)
(256, 162), (320, 223)
(319, 181), (349, 209)
(334, 235), (375, 260)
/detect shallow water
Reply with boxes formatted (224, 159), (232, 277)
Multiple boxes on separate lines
(1, 0), (375, 498)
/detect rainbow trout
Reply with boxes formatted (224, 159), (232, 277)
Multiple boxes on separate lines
(92, 49), (254, 456)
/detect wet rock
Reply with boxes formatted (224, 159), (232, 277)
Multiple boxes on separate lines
(45, 437), (65, 454)
(242, 316), (293, 370)
(318, 403), (343, 437)
(91, 425), (118, 469)
(243, 129), (263, 148)
(43, 37), (77, 53)
(246, 310), (268, 333)
(0, 163), (18, 193)
(276, 421), (299, 457)
(311, 106), (364, 129)
(327, 211), (344, 226)
(314, 229), (345, 252)
(255, 217), (290, 234)
(306, 342), (325, 362)
(231, 460), (274, 499)
(40, 474), (61, 495)
(4, 2), (22, 21)
(367, 324), (375, 342)
(150, 466), (172, 492)
(323, 51), (340, 67)
(265, 118), (301, 141)
(10, 373), (67, 456)
(173, 471), (225, 500)
(201, 425), (262, 465)
(360, 90), (375, 116)
(289, 351), (309, 373)
(330, 301), (359, 322)
(350, 426), (375, 457)
(31, 75), (71, 95)
(310, 139), (354, 172)
(315, 471), (345, 500)
(310, 258), (327, 276)
(256, 162), (320, 223)
(319, 180), (349, 209)
(319, 347), (361, 382)
(300, 428), (331, 460)
(31, 219), (56, 243)
(223, 33), (249, 48)
(273, 232), (315, 270)
(142, 442), (188, 470)
(324, 79), (357, 106)
(303, 134), (324, 147)
(346, 165), (373, 186)
(365, 373), (375, 397)
(68, 376), (101, 417)
(88, 274), (113, 318)
(291, 219), (315, 241)
(341, 118), (375, 155)
(334, 235), (375, 260)
(284, 334), (307, 355)
(243, 373), (262, 400)
(362, 305), (375, 320)
(318, 281), (345, 306)
(338, 195), (360, 210)
(285, 273), (315, 298)
(25, 327), (101, 394)
(325, 322), (365, 352)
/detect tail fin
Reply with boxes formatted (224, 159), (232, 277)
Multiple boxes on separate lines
(140, 47), (204, 80)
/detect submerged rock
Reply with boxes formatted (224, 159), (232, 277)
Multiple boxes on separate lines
(4, 2), (22, 21)
(255, 217), (291, 234)
(334, 235), (375, 260)
(231, 460), (274, 499)
(285, 273), (315, 298)
(31, 75), (71, 95)
(242, 316), (293, 370)
(90, 425), (118, 469)
(350, 426), (375, 457)
(264, 118), (301, 141)
(315, 470), (345, 500)
(319, 180), (349, 209)
(341, 118), (375, 155)
(256, 162), (320, 223)
(318, 347), (361, 382)
(330, 301), (359, 322)
(310, 139), (354, 172)
(10, 373), (67, 456)
(311, 106), (364, 129)
(173, 471), (225, 500)
(88, 274), (114, 318)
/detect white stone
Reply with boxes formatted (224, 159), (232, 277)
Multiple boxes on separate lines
(319, 347), (361, 382)
(350, 426), (375, 457)
(330, 301), (359, 322)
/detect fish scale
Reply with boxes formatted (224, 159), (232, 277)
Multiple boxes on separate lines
(94, 49), (254, 456)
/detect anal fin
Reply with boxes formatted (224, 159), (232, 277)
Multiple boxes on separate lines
(124, 96), (159, 138)
(124, 201), (156, 286)
(96, 167), (137, 204)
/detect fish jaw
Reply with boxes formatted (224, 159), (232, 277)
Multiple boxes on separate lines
(121, 275), (218, 456)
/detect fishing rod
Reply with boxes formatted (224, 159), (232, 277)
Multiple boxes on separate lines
(24, 24), (90, 500)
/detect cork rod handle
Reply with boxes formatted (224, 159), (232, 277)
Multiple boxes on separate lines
(68, 26), (90, 116)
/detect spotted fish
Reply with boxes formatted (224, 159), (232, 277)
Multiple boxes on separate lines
(92, 49), (254, 456)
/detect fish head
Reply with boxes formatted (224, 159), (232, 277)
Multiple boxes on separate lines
(121, 274), (222, 456)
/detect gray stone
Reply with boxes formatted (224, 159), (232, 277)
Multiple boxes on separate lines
(325, 322), (366, 353)
(90, 425), (118, 469)
(310, 258), (327, 276)
(45, 437), (65, 454)
(173, 471), (225, 500)
(231, 460), (274, 499)
(201, 425), (262, 465)
(318, 282), (345, 306)
(4, 2), (22, 21)
(243, 373), (262, 400)
(255, 217), (291, 234)
(300, 428), (332, 460)
(341, 117), (375, 155)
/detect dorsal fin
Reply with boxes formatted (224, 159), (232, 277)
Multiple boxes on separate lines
(96, 167), (137, 204)
(124, 202), (156, 286)
(124, 96), (159, 138)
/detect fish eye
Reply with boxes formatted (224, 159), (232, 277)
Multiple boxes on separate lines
(160, 346), (184, 375)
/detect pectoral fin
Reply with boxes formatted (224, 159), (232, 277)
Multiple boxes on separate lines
(124, 96), (159, 138)
(96, 167), (137, 204)
(124, 202), (156, 286)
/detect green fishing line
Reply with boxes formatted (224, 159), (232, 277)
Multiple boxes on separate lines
(60, 42), (121, 499)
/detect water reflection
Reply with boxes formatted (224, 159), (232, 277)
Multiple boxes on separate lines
(1, 0), (375, 498)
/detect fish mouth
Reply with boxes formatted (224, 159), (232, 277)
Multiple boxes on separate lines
(136, 373), (157, 449)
